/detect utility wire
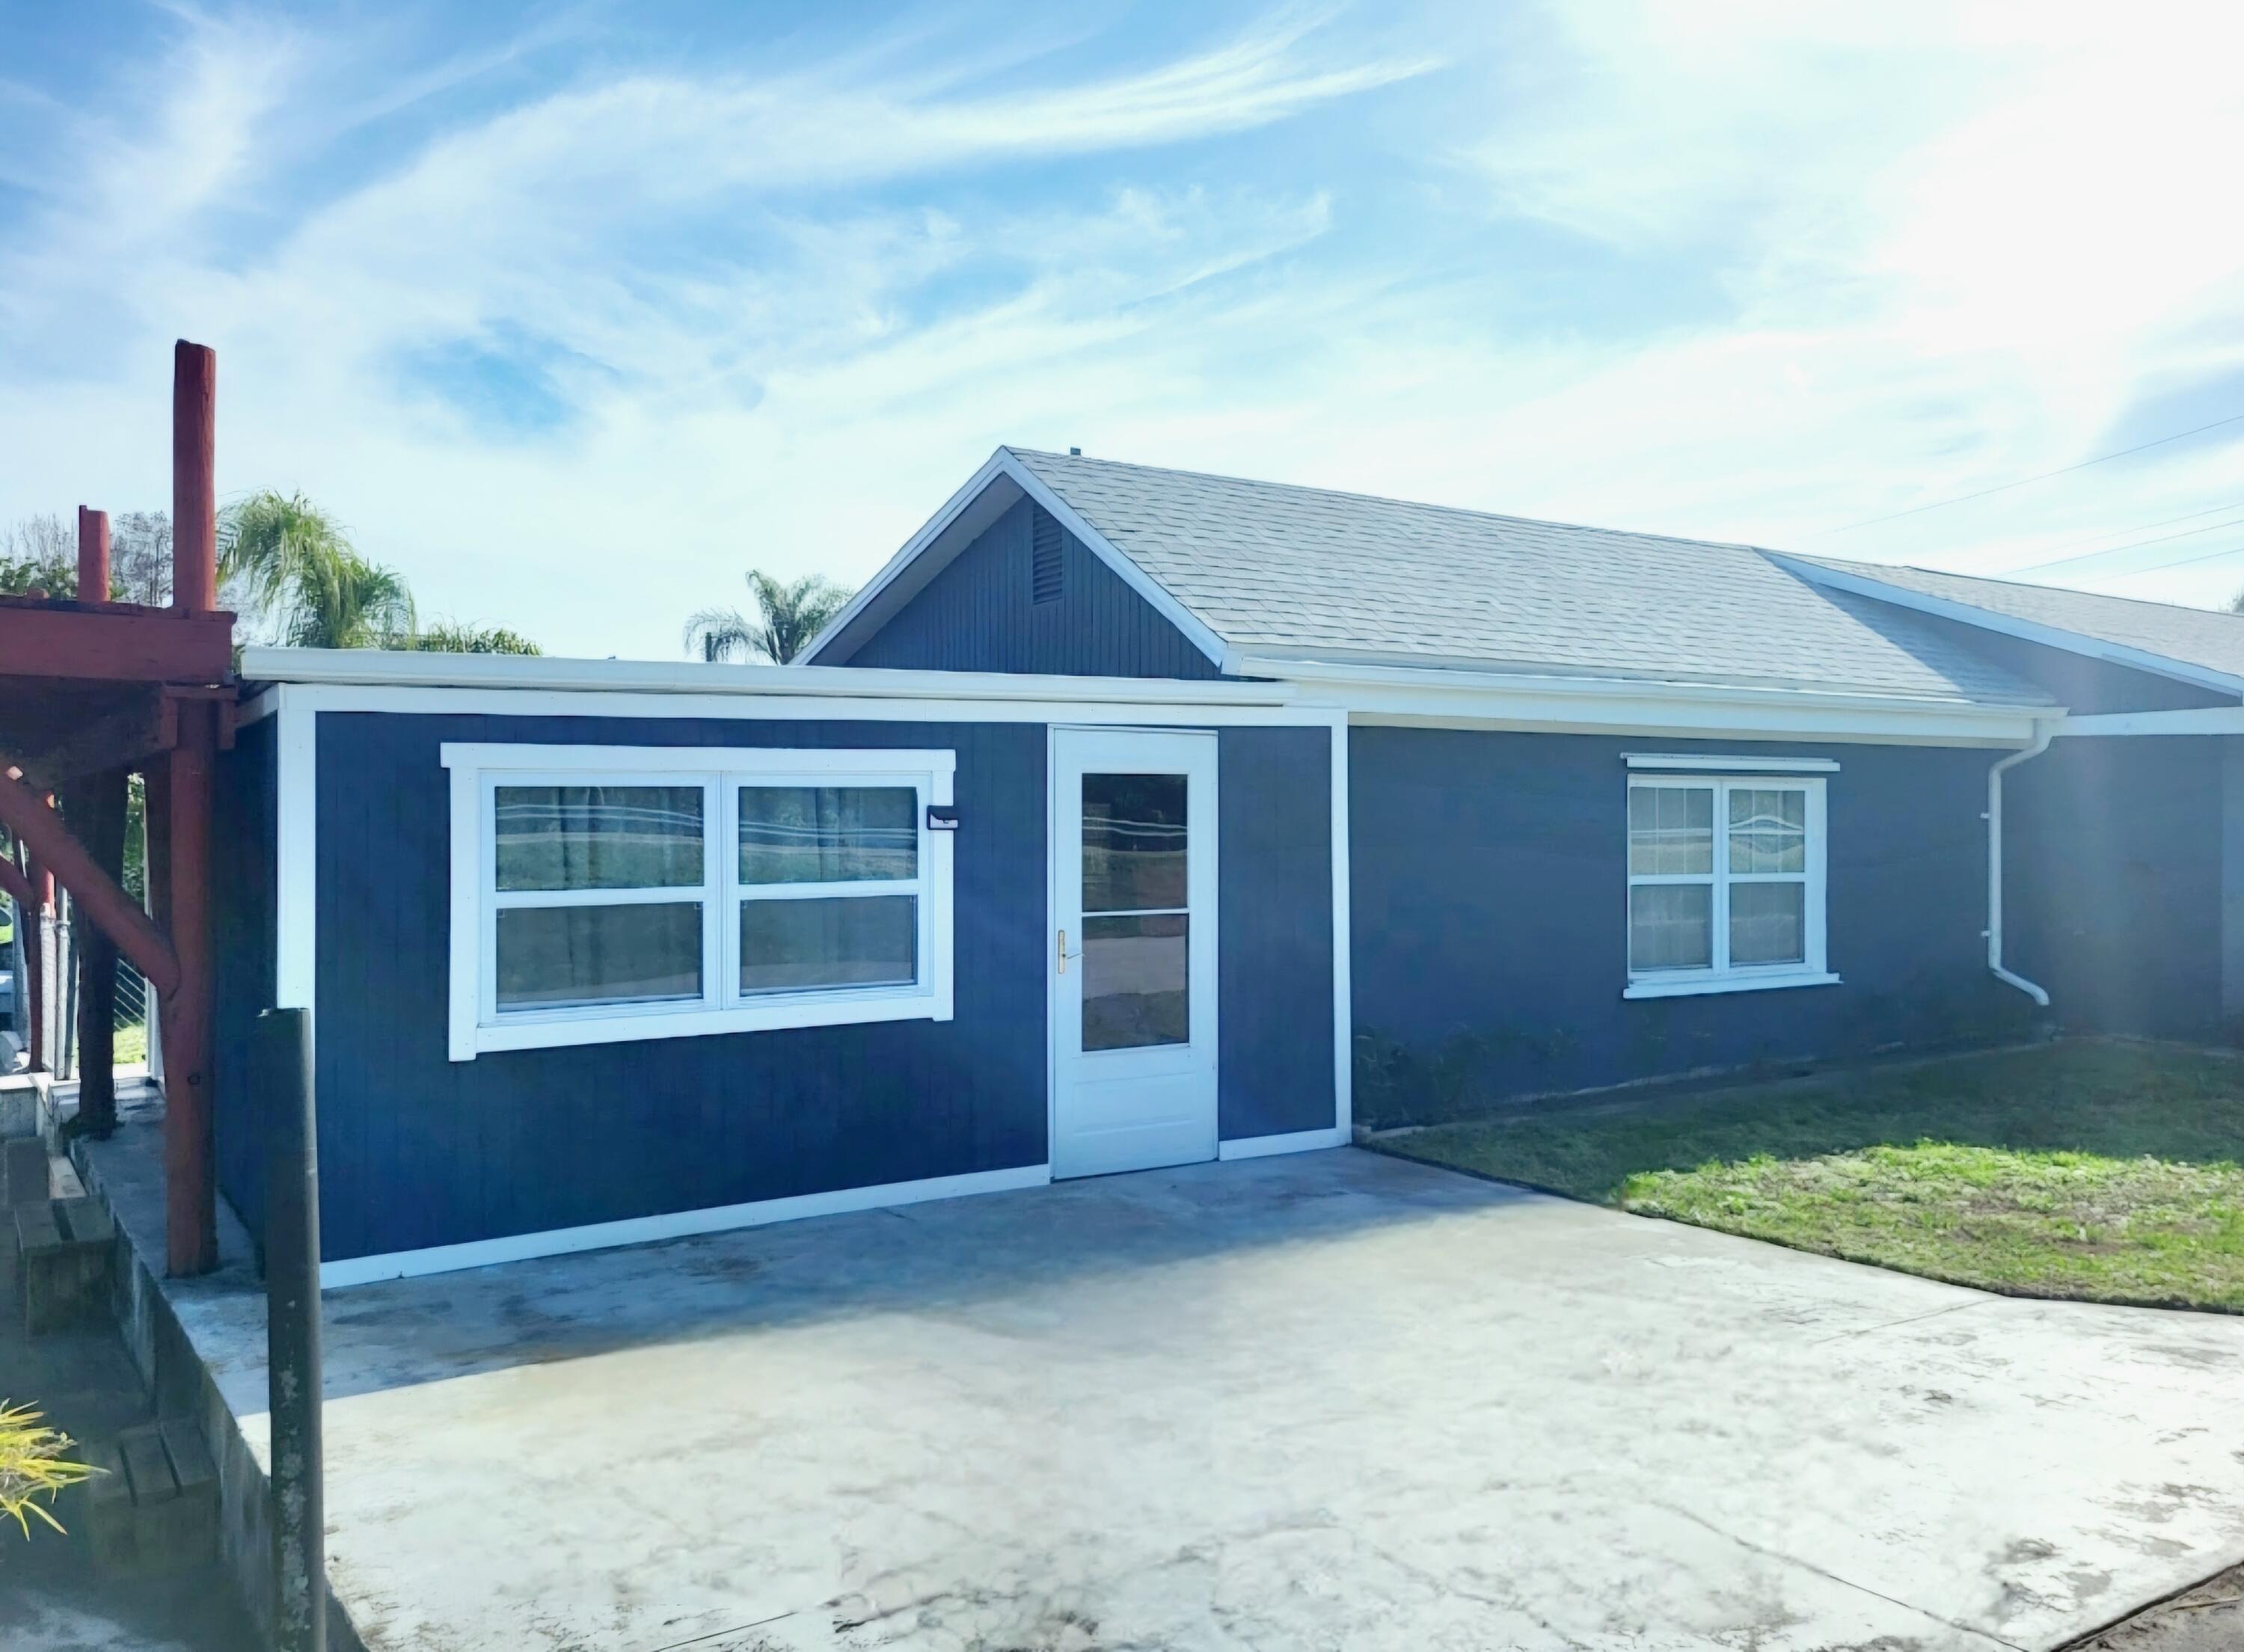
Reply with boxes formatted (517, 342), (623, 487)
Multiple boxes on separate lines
(1816, 411), (2244, 536)
(2003, 511), (2244, 577)
(1989, 497), (2244, 571)
(2103, 537), (2244, 580)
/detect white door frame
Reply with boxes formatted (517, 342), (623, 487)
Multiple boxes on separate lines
(1046, 725), (1220, 1179)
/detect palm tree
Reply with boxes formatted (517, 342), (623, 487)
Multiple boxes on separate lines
(219, 491), (416, 648)
(684, 570), (851, 664)
(411, 619), (542, 655)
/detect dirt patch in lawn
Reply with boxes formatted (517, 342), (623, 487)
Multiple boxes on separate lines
(1379, 1040), (2244, 1312)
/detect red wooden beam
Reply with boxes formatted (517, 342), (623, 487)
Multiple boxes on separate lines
(173, 343), (217, 615)
(78, 507), (110, 604)
(0, 604), (233, 684)
(0, 766), (178, 996)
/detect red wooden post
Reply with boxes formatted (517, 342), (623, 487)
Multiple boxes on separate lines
(77, 506), (111, 604)
(172, 342), (218, 615)
(162, 699), (217, 1274)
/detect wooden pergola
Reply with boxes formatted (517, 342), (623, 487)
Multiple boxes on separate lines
(0, 340), (235, 1275)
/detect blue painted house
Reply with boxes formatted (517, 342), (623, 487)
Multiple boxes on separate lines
(218, 448), (2244, 1284)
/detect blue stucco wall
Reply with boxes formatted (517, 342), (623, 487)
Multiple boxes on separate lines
(299, 710), (1337, 1260)
(1348, 728), (2026, 1121)
(2005, 735), (2227, 1040)
(1218, 727), (1336, 1139)
(212, 713), (278, 1239)
(827, 497), (1221, 679)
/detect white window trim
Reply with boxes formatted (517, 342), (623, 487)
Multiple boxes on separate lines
(444, 743), (955, 1060)
(1622, 773), (1835, 1001)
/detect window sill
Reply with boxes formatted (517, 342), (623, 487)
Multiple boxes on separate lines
(1622, 971), (1839, 1001)
(454, 985), (950, 1060)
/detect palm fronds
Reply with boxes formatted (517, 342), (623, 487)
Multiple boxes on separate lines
(0, 1401), (98, 1540)
(685, 571), (851, 663)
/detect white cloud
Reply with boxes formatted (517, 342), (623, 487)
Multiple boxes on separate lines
(4, 0), (2243, 656)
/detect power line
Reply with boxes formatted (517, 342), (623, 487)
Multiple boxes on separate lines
(2103, 537), (2244, 581)
(1816, 411), (2244, 536)
(2004, 510), (2244, 576)
(1988, 497), (2244, 571)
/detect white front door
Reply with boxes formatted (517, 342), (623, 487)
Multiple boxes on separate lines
(1049, 728), (1218, 1179)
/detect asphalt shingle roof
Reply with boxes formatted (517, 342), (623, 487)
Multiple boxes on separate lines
(1006, 449), (2056, 707)
(1797, 556), (2244, 687)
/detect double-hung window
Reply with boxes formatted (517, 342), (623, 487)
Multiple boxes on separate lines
(1623, 769), (1833, 998)
(446, 745), (954, 1058)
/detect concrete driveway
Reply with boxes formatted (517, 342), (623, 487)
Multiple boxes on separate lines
(254, 1149), (2244, 1651)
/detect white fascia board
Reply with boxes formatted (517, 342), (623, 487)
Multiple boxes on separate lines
(239, 646), (1291, 707)
(1235, 654), (2052, 745)
(797, 451), (1020, 665)
(1623, 753), (1840, 772)
(2055, 707), (2244, 737)
(1768, 554), (2244, 701)
(993, 449), (1230, 670)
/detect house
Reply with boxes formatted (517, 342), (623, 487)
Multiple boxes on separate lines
(217, 449), (2244, 1285)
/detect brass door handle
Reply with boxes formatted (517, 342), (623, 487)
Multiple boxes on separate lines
(1057, 928), (1084, 974)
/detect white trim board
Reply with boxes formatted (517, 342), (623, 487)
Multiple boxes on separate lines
(274, 689), (318, 1016)
(1218, 1127), (1351, 1160)
(1769, 555), (2244, 701)
(319, 1163), (1054, 1289)
(797, 448), (1230, 671)
(1623, 753), (1840, 772)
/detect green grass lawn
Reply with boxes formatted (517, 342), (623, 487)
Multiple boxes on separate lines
(114, 1022), (147, 1067)
(1379, 1040), (2244, 1312)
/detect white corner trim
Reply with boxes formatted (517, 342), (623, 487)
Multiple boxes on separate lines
(1218, 1127), (1352, 1161)
(1623, 752), (1840, 773)
(318, 1163), (1055, 1289)
(1622, 971), (1841, 1001)
(1329, 718), (1352, 1140)
(274, 688), (318, 1014)
(1770, 554), (2244, 700)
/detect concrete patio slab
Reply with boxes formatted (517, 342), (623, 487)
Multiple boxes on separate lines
(81, 1131), (2244, 1651)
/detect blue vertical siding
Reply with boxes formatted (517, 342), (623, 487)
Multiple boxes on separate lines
(2005, 735), (2225, 1040)
(1217, 727), (1336, 1140)
(312, 713), (1049, 1262)
(1349, 728), (2022, 1123)
(212, 713), (278, 1239)
(827, 497), (1221, 678)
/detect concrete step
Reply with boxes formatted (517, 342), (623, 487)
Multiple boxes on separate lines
(85, 1418), (220, 1575)
(14, 1192), (115, 1333)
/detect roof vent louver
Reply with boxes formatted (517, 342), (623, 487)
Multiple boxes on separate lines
(1031, 506), (1063, 604)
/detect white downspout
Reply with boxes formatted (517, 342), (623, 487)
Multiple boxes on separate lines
(1987, 722), (2056, 1005)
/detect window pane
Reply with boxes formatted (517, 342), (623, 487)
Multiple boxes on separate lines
(1729, 787), (1806, 875)
(1628, 785), (1712, 876)
(1082, 912), (1188, 1050)
(496, 902), (702, 1010)
(1082, 774), (1187, 913)
(1729, 882), (1806, 966)
(495, 786), (703, 891)
(739, 787), (917, 885)
(739, 894), (917, 994)
(1628, 883), (1712, 971)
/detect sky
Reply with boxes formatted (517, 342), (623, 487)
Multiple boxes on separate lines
(3, 0), (2242, 659)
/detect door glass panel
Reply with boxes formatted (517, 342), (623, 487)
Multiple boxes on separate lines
(1082, 913), (1188, 1050)
(1082, 774), (1187, 913)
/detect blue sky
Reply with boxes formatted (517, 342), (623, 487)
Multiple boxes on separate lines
(4, 1), (2241, 657)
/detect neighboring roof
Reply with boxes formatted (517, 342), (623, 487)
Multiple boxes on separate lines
(1781, 555), (2244, 694)
(999, 449), (2054, 707)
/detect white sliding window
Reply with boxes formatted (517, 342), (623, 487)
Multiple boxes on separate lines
(1623, 774), (1833, 999)
(446, 745), (954, 1059)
